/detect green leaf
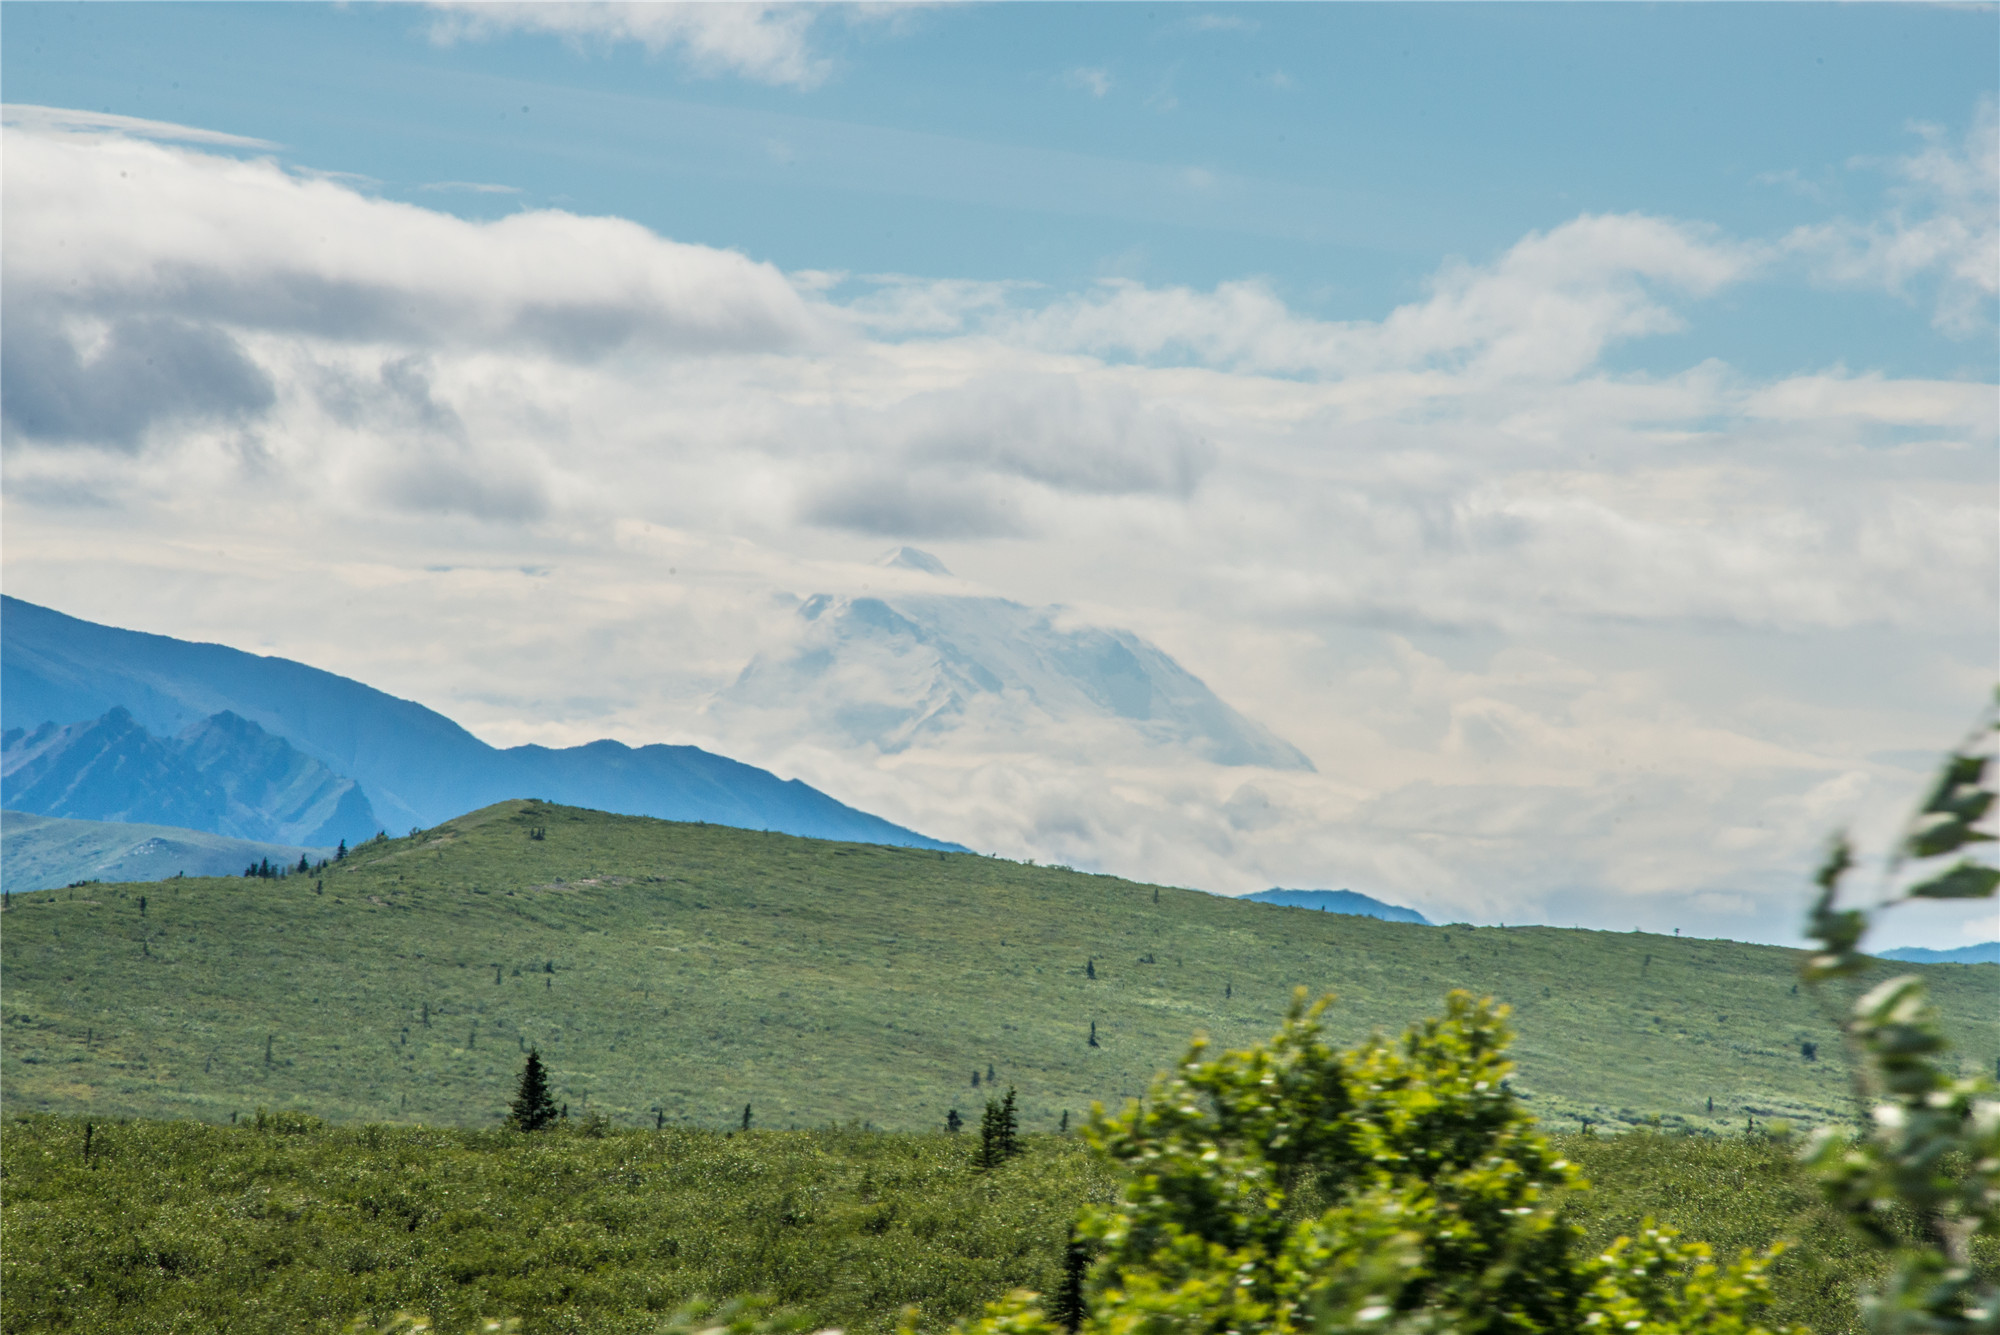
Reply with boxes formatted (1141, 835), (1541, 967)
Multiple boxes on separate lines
(1919, 755), (1986, 813)
(1905, 860), (2000, 900)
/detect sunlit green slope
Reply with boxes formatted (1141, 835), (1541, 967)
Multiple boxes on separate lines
(3, 800), (1992, 1133)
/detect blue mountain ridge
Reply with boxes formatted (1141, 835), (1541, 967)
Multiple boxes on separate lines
(1239, 888), (1432, 925)
(0, 596), (962, 851)
(1879, 943), (2000, 966)
(2, 707), (378, 845)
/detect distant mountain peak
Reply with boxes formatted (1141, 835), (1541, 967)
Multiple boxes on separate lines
(876, 546), (952, 576)
(719, 590), (1313, 770)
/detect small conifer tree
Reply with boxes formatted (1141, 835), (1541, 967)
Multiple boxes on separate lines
(1052, 1226), (1090, 1333)
(1088, 1020), (1099, 1048)
(742, 1103), (753, 1131)
(336, 839), (347, 861)
(947, 1108), (963, 1133)
(1086, 959), (1096, 979)
(998, 1087), (1020, 1159)
(510, 1049), (558, 1131)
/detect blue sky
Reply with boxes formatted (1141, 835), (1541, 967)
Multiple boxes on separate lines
(6, 2), (1994, 380)
(2, 3), (1995, 946)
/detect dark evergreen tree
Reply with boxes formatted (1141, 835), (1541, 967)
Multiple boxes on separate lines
(297, 855), (310, 874)
(1088, 1020), (1099, 1048)
(1060, 1109), (1069, 1133)
(1086, 959), (1096, 979)
(336, 839), (347, 861)
(986, 1062), (996, 1083)
(138, 895), (146, 917)
(510, 1049), (558, 1131)
(741, 1103), (753, 1131)
(997, 1087), (1020, 1160)
(946, 1108), (963, 1133)
(976, 1097), (1002, 1170)
(1052, 1227), (1090, 1333)
(972, 1069), (981, 1088)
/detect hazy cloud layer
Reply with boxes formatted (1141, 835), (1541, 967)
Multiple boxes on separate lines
(3, 109), (1993, 947)
(426, 3), (836, 89)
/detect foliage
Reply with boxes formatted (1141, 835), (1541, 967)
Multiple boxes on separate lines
(944, 990), (1799, 1335)
(2, 1113), (1971, 1334)
(0, 1118), (1107, 1335)
(5, 802), (1992, 1134)
(1802, 697), (2000, 1334)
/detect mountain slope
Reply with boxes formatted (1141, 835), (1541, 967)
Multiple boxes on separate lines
(0, 596), (958, 850)
(0, 811), (329, 891)
(2, 708), (379, 845)
(1240, 888), (1432, 925)
(2, 801), (1991, 1133)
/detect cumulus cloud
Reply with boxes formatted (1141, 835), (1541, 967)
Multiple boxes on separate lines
(996, 214), (1755, 380)
(425, 2), (833, 88)
(1, 312), (273, 449)
(0, 123), (826, 372)
(1786, 98), (1999, 336)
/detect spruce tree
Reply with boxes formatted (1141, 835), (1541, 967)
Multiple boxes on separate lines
(1089, 1020), (1099, 1048)
(510, 1049), (558, 1131)
(1052, 1227), (1090, 1333)
(946, 1108), (963, 1133)
(1086, 959), (1096, 979)
(998, 1087), (1020, 1160)
(977, 1097), (1002, 1170)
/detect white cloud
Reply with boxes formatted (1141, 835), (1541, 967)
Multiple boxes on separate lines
(1063, 66), (1113, 98)
(1, 124), (828, 370)
(994, 214), (1757, 380)
(425, 2), (833, 89)
(1785, 98), (1999, 336)
(2, 109), (1991, 945)
(0, 103), (278, 149)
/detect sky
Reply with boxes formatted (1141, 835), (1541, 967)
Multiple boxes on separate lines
(3, 2), (1996, 949)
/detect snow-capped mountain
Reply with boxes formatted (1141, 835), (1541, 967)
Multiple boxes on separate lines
(709, 551), (1312, 772)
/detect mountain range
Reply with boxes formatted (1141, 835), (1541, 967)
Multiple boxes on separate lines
(0, 810), (329, 891)
(1239, 888), (1432, 925)
(0, 596), (958, 850)
(1879, 943), (2000, 966)
(3, 707), (377, 845)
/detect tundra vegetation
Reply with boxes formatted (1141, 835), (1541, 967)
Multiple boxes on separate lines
(1, 709), (1994, 1334)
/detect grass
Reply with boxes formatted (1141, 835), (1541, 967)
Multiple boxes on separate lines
(2, 800), (1994, 1134)
(5, 1115), (1970, 1335)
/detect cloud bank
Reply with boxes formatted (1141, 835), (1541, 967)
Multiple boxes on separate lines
(2, 108), (1993, 947)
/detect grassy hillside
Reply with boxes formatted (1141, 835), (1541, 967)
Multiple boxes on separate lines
(0, 810), (328, 892)
(1, 800), (1993, 1133)
(0, 1118), (1919, 1335)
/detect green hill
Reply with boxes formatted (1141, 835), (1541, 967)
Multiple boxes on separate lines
(2, 800), (1992, 1134)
